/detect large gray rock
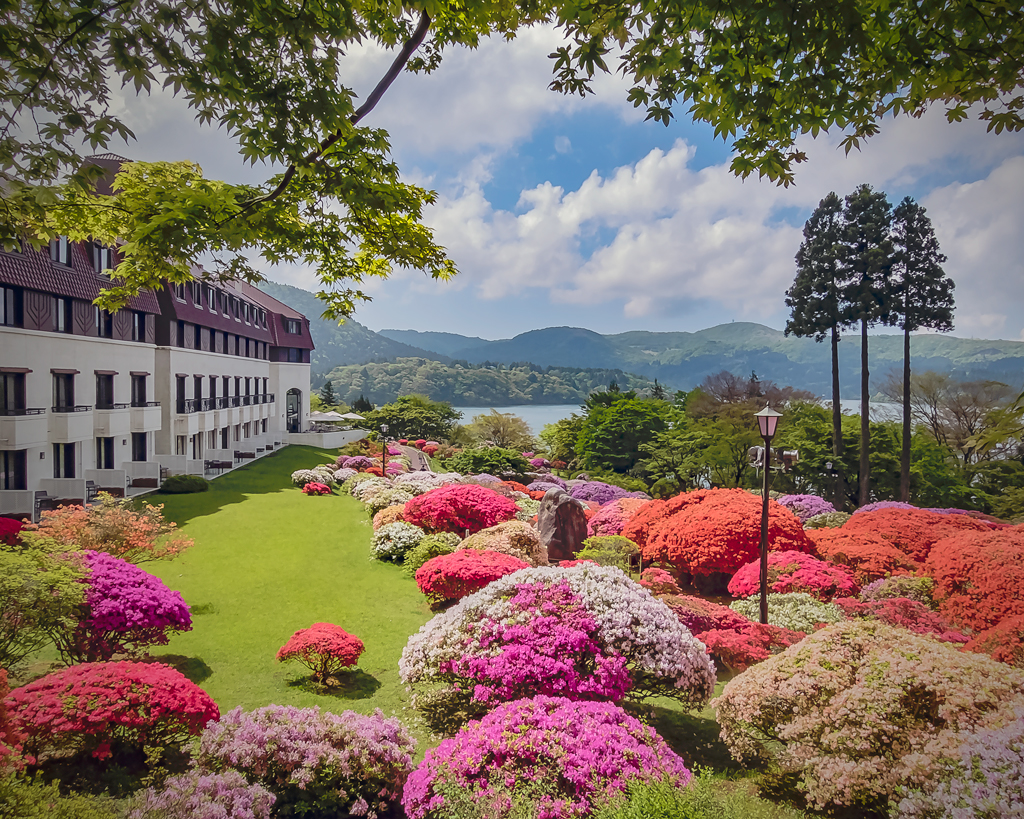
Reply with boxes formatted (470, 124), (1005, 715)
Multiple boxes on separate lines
(537, 488), (588, 562)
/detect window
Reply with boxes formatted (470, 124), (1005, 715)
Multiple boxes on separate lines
(176, 376), (186, 413)
(208, 375), (217, 400)
(91, 242), (112, 273)
(206, 285), (215, 311)
(220, 293), (228, 315)
(234, 424), (240, 442)
(49, 235), (70, 265)
(1, 285), (22, 327)
(95, 307), (113, 338)
(285, 318), (301, 334)
(53, 373), (74, 410)
(175, 435), (187, 456)
(191, 281), (202, 304)
(220, 427), (229, 449)
(234, 334), (240, 355)
(176, 320), (185, 347)
(95, 373), (114, 409)
(0, 450), (27, 490)
(221, 376), (229, 399)
(131, 374), (147, 406)
(261, 418), (267, 433)
(193, 325), (203, 351)
(53, 443), (75, 478)
(234, 377), (241, 397)
(208, 430), (217, 450)
(96, 437), (115, 470)
(243, 421), (251, 438)
(0, 372), (26, 414)
(132, 311), (146, 342)
(173, 282), (186, 301)
(191, 433), (201, 459)
(54, 297), (72, 333)
(244, 337), (250, 357)
(132, 432), (147, 462)
(262, 377), (269, 396)
(244, 377), (251, 397)
(193, 375), (203, 402)
(288, 348), (301, 363)
(243, 303), (251, 323)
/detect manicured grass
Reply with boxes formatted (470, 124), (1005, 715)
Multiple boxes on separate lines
(145, 446), (435, 744)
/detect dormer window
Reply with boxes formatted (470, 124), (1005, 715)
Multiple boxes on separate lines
(173, 282), (186, 301)
(49, 235), (70, 266)
(285, 318), (301, 334)
(91, 242), (112, 274)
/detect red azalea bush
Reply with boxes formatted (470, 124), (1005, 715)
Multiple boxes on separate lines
(660, 594), (752, 634)
(586, 497), (647, 538)
(414, 439), (427, 449)
(422, 444), (439, 457)
(0, 670), (22, 768)
(639, 568), (682, 595)
(415, 549), (528, 606)
(808, 529), (921, 583)
(699, 625), (806, 673)
(6, 661), (219, 759)
(403, 484), (519, 535)
(841, 507), (991, 562)
(558, 559), (599, 567)
(301, 482), (331, 496)
(965, 615), (1024, 667)
(728, 551), (858, 601)
(0, 517), (24, 547)
(276, 623), (365, 683)
(925, 528), (1024, 632)
(620, 494), (705, 552)
(833, 597), (969, 643)
(641, 489), (813, 577)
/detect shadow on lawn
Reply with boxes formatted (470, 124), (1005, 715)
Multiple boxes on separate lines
(148, 653), (214, 684)
(625, 701), (739, 773)
(287, 668), (382, 701)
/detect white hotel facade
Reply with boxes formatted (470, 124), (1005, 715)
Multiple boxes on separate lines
(0, 157), (314, 519)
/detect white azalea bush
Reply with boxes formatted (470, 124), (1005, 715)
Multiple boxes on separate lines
(514, 497), (541, 521)
(372, 522), (427, 562)
(350, 476), (393, 504)
(291, 469), (329, 488)
(731, 592), (845, 633)
(333, 467), (358, 483)
(392, 471), (461, 496)
(365, 487), (416, 517)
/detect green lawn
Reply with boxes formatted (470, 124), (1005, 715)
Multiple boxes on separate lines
(145, 446), (435, 743)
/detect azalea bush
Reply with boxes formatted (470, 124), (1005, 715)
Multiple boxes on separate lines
(730, 592), (844, 633)
(925, 527), (1024, 632)
(833, 597), (968, 643)
(574, 535), (640, 572)
(52, 550), (192, 664)
(586, 498), (647, 538)
(727, 551), (858, 601)
(529, 477), (567, 492)
(402, 696), (691, 819)
(332, 467), (358, 483)
(569, 481), (646, 506)
(841, 507), (991, 562)
(714, 620), (1024, 812)
(372, 505), (406, 530)
(804, 511), (851, 529)
(698, 624), (805, 674)
(338, 455), (376, 471)
(348, 475), (393, 504)
(775, 494), (836, 523)
(0, 670), (21, 767)
(660, 594), (752, 635)
(363, 486), (415, 517)
(808, 529), (920, 583)
(28, 494), (193, 563)
(276, 623), (365, 683)
(0, 517), (23, 547)
(402, 533), (462, 577)
(638, 568), (681, 595)
(415, 550), (530, 607)
(301, 482), (331, 496)
(460, 520), (546, 565)
(193, 705), (415, 819)
(859, 575), (935, 606)
(403, 484), (518, 535)
(401, 564), (716, 712)
(127, 770), (276, 819)
(6, 661), (219, 760)
(370, 522), (426, 563)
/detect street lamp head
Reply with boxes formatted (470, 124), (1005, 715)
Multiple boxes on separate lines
(380, 424), (388, 434)
(754, 404), (782, 439)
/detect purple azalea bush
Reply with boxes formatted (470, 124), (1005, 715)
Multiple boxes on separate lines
(529, 477), (567, 492)
(340, 455), (376, 471)
(403, 696), (692, 819)
(128, 770), (276, 819)
(775, 494), (836, 523)
(852, 501), (917, 515)
(569, 481), (648, 506)
(194, 705), (415, 819)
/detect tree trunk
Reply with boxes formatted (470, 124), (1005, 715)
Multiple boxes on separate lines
(830, 324), (845, 510)
(860, 318), (871, 506)
(900, 326), (911, 502)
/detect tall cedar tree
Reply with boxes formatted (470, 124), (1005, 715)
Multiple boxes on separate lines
(889, 198), (955, 501)
(320, 380), (337, 404)
(841, 185), (894, 507)
(785, 193), (848, 509)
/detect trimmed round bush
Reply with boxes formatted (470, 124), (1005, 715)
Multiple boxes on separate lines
(714, 620), (1024, 812)
(333, 467), (357, 483)
(808, 528), (920, 583)
(586, 497), (647, 537)
(402, 532), (463, 577)
(276, 623), (365, 683)
(833, 597), (968, 643)
(403, 484), (519, 535)
(301, 482), (331, 496)
(574, 535), (640, 571)
(728, 550), (858, 601)
(804, 510), (852, 529)
(371, 522), (426, 562)
(730, 592), (844, 632)
(415, 550), (529, 607)
(841, 507), (991, 562)
(775, 493), (836, 523)
(372, 504), (406, 530)
(127, 770), (276, 819)
(638, 567), (681, 595)
(160, 474), (210, 494)
(460, 520), (546, 565)
(569, 481), (646, 506)
(364, 486), (415, 517)
(402, 696), (691, 819)
(859, 575), (935, 606)
(194, 705), (415, 819)
(965, 615), (1024, 667)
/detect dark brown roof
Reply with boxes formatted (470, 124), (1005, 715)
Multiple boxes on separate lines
(81, 153), (130, 196)
(233, 280), (314, 350)
(161, 274), (275, 343)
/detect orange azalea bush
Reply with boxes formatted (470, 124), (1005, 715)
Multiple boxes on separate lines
(640, 489), (813, 577)
(965, 615), (1024, 668)
(841, 508), (991, 562)
(372, 505), (407, 531)
(620, 493), (711, 552)
(808, 529), (920, 583)
(27, 493), (192, 563)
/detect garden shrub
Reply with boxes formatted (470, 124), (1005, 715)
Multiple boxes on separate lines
(159, 474), (210, 494)
(964, 615), (1024, 667)
(460, 520), (547, 565)
(575, 535), (640, 571)
(852, 500), (917, 514)
(301, 482), (331, 496)
(291, 469), (327, 487)
(774, 494), (836, 523)
(586, 498), (647, 538)
(660, 595), (751, 635)
(27, 493), (193, 563)
(445, 447), (532, 479)
(6, 661), (219, 761)
(514, 496), (541, 521)
(401, 564), (716, 711)
(640, 489), (814, 577)
(339, 472), (378, 495)
(276, 623), (365, 683)
(841, 507), (991, 562)
(127, 769), (276, 819)
(393, 471), (461, 495)
(338, 455), (376, 471)
(528, 476), (567, 491)
(370, 522), (426, 562)
(0, 773), (121, 819)
(620, 493), (707, 552)
(925, 527), (1024, 632)
(333, 467), (358, 483)
(569, 481), (647, 506)
(194, 705), (414, 819)
(639, 568), (681, 595)
(803, 511), (851, 529)
(0, 517), (24, 546)
(727, 551), (858, 601)
(403, 484), (519, 535)
(402, 533), (462, 577)
(808, 529), (920, 583)
(415, 550), (530, 607)
(0, 670), (22, 768)
(372, 504), (406, 530)
(859, 575), (935, 606)
(833, 597), (968, 643)
(697, 625), (805, 674)
(364, 486), (415, 517)
(402, 696), (691, 819)
(730, 592), (844, 633)
(713, 620), (1024, 812)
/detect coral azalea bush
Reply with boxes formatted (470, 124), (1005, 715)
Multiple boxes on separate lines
(403, 484), (518, 535)
(402, 696), (691, 819)
(276, 623), (365, 683)
(415, 550), (529, 607)
(808, 529), (920, 583)
(728, 550), (857, 601)
(840, 507), (991, 562)
(301, 482), (331, 496)
(964, 615), (1024, 667)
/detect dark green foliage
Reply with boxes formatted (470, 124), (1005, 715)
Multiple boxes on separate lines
(576, 395), (670, 473)
(319, 380), (337, 404)
(159, 475), (210, 494)
(0, 774), (122, 819)
(402, 533), (461, 577)
(363, 395), (462, 441)
(445, 447), (532, 478)
(351, 395), (375, 414)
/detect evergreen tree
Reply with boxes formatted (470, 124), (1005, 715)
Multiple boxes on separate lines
(351, 394), (374, 414)
(785, 192), (849, 509)
(889, 197), (955, 500)
(841, 184), (894, 507)
(320, 380), (337, 405)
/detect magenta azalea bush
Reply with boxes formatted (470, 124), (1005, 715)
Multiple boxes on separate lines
(194, 705), (415, 819)
(400, 564), (716, 710)
(53, 550), (192, 663)
(403, 484), (519, 535)
(727, 550), (858, 601)
(301, 482), (331, 496)
(775, 494), (836, 523)
(402, 696), (691, 819)
(127, 770), (276, 819)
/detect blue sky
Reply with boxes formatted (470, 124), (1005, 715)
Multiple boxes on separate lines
(109, 25), (1024, 342)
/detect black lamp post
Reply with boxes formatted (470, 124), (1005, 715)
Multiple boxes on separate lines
(754, 404), (782, 625)
(380, 424), (388, 474)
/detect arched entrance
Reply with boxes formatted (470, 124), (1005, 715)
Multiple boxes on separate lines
(286, 388), (301, 433)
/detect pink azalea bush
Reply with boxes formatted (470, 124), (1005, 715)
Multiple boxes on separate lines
(775, 494), (836, 523)
(127, 770), (276, 819)
(859, 575), (936, 605)
(459, 520), (547, 565)
(727, 550), (858, 601)
(401, 564), (716, 710)
(301, 482), (331, 496)
(586, 497), (646, 537)
(415, 550), (530, 607)
(402, 696), (691, 819)
(853, 500), (918, 514)
(832, 597), (969, 643)
(638, 568), (682, 595)
(714, 619), (1024, 812)
(194, 705), (415, 819)
(403, 484), (518, 535)
(276, 623), (365, 683)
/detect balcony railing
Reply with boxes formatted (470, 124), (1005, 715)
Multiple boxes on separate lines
(229, 396), (241, 408)
(199, 397), (214, 412)
(215, 396), (229, 409)
(96, 402), (129, 410)
(177, 398), (197, 414)
(0, 407), (45, 416)
(52, 405), (91, 413)
(130, 400), (160, 408)
(242, 395), (253, 406)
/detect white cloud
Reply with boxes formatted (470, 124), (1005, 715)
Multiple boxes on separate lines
(554, 136), (572, 154)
